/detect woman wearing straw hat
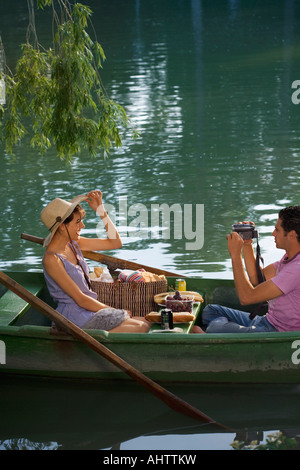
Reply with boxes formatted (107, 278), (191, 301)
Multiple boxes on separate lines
(40, 190), (150, 333)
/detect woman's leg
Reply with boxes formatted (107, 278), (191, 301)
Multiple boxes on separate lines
(109, 316), (151, 333)
(83, 309), (150, 333)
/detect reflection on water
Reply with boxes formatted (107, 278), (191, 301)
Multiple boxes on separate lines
(1, 377), (300, 450)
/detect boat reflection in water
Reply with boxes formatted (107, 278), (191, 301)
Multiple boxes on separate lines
(1, 376), (300, 450)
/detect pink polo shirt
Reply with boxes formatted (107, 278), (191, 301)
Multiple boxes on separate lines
(267, 252), (300, 331)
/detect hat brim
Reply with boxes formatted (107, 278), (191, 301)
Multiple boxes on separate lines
(43, 194), (88, 247)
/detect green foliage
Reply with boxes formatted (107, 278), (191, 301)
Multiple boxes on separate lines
(231, 431), (299, 450)
(0, 1), (136, 160)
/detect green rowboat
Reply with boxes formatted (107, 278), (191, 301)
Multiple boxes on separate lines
(1, 270), (300, 383)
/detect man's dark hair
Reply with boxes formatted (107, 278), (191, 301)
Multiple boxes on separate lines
(279, 206), (300, 242)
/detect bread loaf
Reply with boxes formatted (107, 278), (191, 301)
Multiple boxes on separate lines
(145, 312), (195, 323)
(141, 271), (166, 282)
(94, 266), (104, 277)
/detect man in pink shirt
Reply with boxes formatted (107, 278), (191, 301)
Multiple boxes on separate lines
(202, 206), (300, 333)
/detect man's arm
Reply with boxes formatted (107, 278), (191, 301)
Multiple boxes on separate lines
(243, 242), (276, 284)
(242, 242), (259, 285)
(228, 232), (282, 305)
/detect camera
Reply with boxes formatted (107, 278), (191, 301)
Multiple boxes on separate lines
(232, 223), (258, 240)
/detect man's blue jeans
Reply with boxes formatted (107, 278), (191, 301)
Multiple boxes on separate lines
(202, 304), (278, 333)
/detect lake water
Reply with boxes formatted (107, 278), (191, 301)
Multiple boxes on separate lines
(1, 0), (300, 453)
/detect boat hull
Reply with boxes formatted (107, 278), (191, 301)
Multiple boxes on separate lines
(2, 325), (300, 383)
(1, 272), (300, 383)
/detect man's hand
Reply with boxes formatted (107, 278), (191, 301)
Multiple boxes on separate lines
(227, 231), (244, 258)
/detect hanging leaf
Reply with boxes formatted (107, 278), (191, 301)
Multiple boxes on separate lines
(0, 1), (137, 160)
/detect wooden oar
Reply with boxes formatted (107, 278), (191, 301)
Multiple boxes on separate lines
(0, 270), (228, 429)
(20, 233), (183, 277)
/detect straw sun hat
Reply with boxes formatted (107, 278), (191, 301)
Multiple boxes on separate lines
(41, 195), (88, 247)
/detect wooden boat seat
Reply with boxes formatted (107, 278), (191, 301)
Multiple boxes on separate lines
(0, 283), (45, 326)
(212, 286), (267, 315)
(212, 286), (244, 309)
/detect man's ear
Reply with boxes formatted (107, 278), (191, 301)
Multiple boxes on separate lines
(288, 229), (298, 240)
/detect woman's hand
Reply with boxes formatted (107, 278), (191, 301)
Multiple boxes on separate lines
(86, 190), (103, 212)
(78, 189), (122, 251)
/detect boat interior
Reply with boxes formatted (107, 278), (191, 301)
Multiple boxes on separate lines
(0, 271), (266, 331)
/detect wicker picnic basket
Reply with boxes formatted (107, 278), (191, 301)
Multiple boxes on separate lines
(91, 278), (168, 316)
